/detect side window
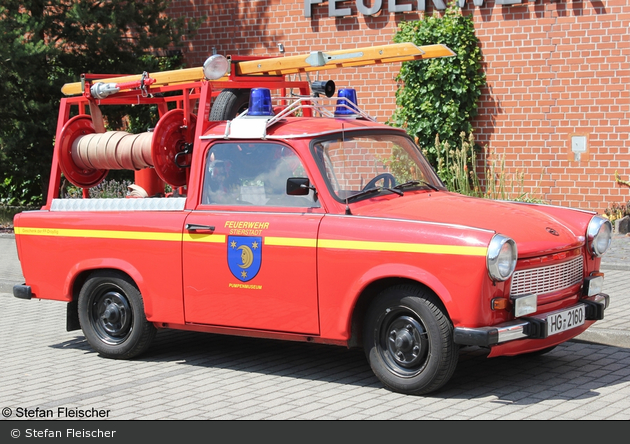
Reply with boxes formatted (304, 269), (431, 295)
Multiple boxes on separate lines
(202, 143), (319, 207)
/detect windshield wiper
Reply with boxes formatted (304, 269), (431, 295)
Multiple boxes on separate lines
(346, 185), (404, 203)
(384, 187), (404, 196)
(345, 186), (382, 203)
(344, 186), (404, 215)
(393, 180), (440, 192)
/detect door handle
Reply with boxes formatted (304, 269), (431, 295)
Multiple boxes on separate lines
(185, 224), (215, 232)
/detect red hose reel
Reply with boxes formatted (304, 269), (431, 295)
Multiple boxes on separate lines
(58, 109), (196, 189)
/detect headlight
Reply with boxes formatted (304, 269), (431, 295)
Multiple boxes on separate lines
(587, 215), (612, 257)
(487, 234), (517, 282)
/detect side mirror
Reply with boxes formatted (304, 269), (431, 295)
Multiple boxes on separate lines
(286, 177), (312, 196)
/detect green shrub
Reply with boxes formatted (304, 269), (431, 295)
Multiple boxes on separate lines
(433, 131), (547, 204)
(434, 132), (480, 197)
(389, 2), (485, 167)
(0, 205), (39, 228)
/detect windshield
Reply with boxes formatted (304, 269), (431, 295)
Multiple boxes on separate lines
(312, 133), (444, 202)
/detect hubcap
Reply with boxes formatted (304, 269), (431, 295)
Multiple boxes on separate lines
(387, 316), (426, 367)
(90, 288), (132, 345)
(379, 311), (429, 376)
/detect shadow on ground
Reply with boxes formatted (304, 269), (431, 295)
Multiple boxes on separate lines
(51, 328), (630, 402)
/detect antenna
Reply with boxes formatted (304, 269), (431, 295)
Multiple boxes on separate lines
(343, 122), (351, 215)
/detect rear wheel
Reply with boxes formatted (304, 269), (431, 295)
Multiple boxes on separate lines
(78, 271), (156, 359)
(363, 284), (459, 395)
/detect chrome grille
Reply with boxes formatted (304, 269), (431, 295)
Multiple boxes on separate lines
(510, 256), (584, 296)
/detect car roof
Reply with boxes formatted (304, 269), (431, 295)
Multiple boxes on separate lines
(202, 116), (405, 141)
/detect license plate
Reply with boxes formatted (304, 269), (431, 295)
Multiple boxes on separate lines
(546, 305), (585, 336)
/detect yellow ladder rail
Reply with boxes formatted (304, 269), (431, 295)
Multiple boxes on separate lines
(60, 42), (455, 96)
(236, 43), (454, 76)
(60, 67), (207, 96)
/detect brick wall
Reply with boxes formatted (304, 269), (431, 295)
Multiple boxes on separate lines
(168, 0), (630, 214)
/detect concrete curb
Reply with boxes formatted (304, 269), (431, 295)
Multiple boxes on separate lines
(573, 329), (630, 349)
(601, 263), (630, 272)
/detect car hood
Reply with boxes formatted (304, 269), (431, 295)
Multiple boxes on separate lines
(354, 192), (585, 257)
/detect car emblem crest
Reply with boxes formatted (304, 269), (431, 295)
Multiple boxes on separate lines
(227, 236), (262, 282)
(546, 227), (560, 236)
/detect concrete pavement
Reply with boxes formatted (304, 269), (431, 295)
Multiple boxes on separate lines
(0, 233), (20, 294)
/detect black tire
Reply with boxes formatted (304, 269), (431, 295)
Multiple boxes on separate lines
(210, 88), (251, 120)
(363, 284), (459, 395)
(78, 270), (156, 359)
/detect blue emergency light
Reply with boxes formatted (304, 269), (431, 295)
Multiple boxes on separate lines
(247, 88), (274, 116)
(335, 88), (359, 116)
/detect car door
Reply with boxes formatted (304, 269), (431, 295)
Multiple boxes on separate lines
(182, 141), (323, 334)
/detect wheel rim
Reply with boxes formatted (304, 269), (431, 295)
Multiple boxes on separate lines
(89, 286), (133, 345)
(377, 308), (429, 377)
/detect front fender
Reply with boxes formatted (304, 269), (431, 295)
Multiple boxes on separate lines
(319, 262), (468, 341)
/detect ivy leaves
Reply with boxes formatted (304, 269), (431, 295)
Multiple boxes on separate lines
(389, 3), (485, 167)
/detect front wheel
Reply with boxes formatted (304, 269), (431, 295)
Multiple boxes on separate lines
(78, 271), (156, 359)
(363, 285), (459, 395)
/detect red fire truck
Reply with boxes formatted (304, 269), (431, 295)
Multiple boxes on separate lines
(12, 43), (612, 395)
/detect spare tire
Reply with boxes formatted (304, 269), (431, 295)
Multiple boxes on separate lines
(210, 88), (251, 121)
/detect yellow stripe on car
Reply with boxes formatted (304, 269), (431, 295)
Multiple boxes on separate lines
(14, 227), (182, 242)
(15, 227), (486, 256)
(318, 239), (487, 256)
(264, 237), (317, 248)
(183, 233), (227, 243)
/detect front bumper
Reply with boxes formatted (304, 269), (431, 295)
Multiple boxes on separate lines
(453, 294), (609, 347)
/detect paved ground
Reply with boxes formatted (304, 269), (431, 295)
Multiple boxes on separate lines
(1, 233), (629, 420)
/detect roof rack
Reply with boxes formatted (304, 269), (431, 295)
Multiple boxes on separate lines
(201, 94), (376, 140)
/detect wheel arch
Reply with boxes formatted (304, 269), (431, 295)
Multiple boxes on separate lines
(74, 267), (157, 359)
(65, 260), (150, 315)
(346, 270), (456, 349)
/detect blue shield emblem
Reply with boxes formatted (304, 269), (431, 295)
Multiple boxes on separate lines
(227, 236), (262, 282)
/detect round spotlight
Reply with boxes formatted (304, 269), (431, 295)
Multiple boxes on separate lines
(203, 54), (229, 80)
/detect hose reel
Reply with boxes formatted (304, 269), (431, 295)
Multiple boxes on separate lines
(58, 109), (196, 189)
